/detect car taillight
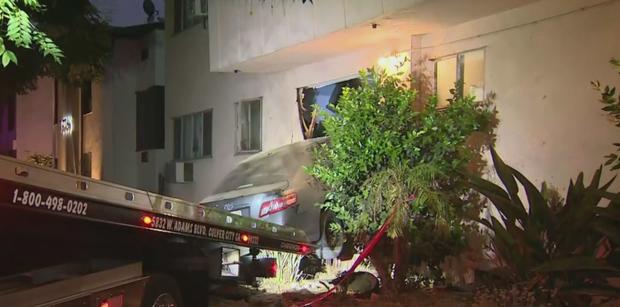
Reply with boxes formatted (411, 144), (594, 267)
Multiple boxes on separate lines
(258, 191), (297, 218)
(300, 244), (310, 255)
(270, 261), (278, 277)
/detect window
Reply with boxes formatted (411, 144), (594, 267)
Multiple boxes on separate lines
(297, 78), (361, 139)
(136, 86), (165, 151)
(235, 98), (262, 153)
(81, 81), (92, 115)
(435, 49), (485, 107)
(173, 110), (213, 160)
(81, 152), (92, 178)
(174, 0), (207, 33)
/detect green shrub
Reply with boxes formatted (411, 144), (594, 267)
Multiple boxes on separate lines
(469, 147), (620, 305)
(307, 67), (493, 289)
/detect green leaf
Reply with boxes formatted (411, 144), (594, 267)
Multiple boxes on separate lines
(490, 147), (522, 206)
(511, 167), (552, 229)
(2, 52), (10, 67)
(5, 50), (16, 64)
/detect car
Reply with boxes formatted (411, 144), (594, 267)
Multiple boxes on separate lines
(199, 137), (352, 261)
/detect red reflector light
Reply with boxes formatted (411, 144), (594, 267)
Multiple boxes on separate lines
(300, 245), (310, 254)
(270, 261), (277, 276)
(259, 192), (298, 218)
(141, 216), (153, 226)
(241, 234), (250, 243)
(100, 295), (123, 307)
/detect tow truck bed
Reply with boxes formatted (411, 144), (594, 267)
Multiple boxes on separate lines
(0, 155), (312, 255)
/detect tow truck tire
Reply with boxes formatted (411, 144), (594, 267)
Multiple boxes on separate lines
(140, 274), (183, 307)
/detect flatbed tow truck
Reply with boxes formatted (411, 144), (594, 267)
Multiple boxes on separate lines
(0, 155), (314, 307)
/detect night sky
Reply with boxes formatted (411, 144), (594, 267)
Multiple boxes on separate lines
(91, 0), (166, 27)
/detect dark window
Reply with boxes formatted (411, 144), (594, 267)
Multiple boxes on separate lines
(81, 81), (92, 115)
(203, 110), (213, 158)
(173, 109), (212, 160)
(81, 152), (92, 177)
(174, 0), (206, 33)
(236, 98), (261, 153)
(297, 78), (361, 139)
(136, 86), (165, 151)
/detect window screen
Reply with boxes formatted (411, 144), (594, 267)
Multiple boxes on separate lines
(236, 99), (262, 153)
(173, 110), (213, 160)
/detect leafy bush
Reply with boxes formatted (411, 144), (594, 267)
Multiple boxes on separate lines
(307, 67), (493, 289)
(469, 147), (620, 305)
(592, 58), (620, 170)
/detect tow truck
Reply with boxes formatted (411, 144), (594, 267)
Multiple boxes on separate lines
(0, 155), (314, 307)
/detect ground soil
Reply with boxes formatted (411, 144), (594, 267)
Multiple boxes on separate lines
(210, 288), (474, 307)
(281, 289), (472, 307)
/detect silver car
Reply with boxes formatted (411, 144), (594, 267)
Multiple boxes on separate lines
(200, 137), (350, 260)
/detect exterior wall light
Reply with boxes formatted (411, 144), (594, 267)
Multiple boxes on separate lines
(60, 115), (74, 136)
(377, 52), (410, 77)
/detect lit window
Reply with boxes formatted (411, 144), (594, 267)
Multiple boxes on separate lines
(435, 49), (485, 107)
(236, 98), (262, 153)
(174, 110), (213, 160)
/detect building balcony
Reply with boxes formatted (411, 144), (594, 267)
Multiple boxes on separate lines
(207, 0), (540, 73)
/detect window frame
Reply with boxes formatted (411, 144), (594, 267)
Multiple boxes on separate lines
(235, 97), (262, 155)
(173, 109), (213, 162)
(434, 48), (486, 106)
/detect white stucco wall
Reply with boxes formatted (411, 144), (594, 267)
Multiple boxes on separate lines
(419, 0), (620, 193)
(15, 77), (55, 161)
(101, 30), (166, 191)
(166, 18), (410, 201)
